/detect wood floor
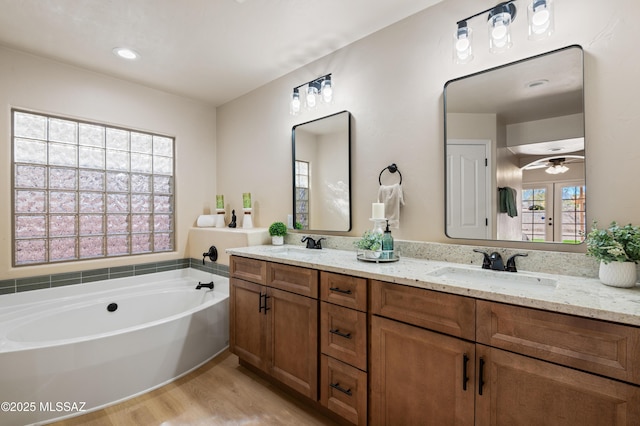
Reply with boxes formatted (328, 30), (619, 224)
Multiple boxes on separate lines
(50, 350), (337, 426)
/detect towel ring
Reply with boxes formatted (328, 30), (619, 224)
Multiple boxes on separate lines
(379, 163), (402, 185)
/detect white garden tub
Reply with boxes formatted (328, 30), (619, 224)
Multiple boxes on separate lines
(0, 268), (229, 426)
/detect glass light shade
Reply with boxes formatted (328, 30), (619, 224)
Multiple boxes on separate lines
(306, 85), (318, 108)
(488, 9), (513, 53)
(321, 78), (333, 103)
(454, 22), (473, 64)
(290, 90), (301, 115)
(528, 0), (554, 40)
(545, 164), (569, 174)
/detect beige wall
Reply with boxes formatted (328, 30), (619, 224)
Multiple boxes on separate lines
(0, 47), (216, 279)
(216, 0), (640, 253)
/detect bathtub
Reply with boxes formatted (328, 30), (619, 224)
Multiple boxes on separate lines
(0, 268), (229, 426)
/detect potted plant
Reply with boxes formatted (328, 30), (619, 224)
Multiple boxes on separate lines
(355, 230), (383, 259)
(586, 221), (640, 288)
(268, 221), (287, 245)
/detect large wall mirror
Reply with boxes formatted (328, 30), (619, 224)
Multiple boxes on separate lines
(292, 110), (351, 232)
(444, 45), (585, 244)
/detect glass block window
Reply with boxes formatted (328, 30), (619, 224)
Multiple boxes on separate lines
(295, 160), (309, 229)
(12, 109), (175, 266)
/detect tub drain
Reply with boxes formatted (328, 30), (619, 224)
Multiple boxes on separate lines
(107, 302), (118, 312)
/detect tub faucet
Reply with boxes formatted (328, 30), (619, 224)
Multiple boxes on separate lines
(196, 281), (214, 290)
(301, 236), (325, 249)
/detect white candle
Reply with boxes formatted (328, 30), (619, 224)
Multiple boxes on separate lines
(372, 202), (385, 220)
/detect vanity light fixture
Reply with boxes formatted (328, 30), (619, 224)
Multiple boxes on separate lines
(528, 0), (554, 40)
(453, 0), (554, 64)
(545, 158), (569, 174)
(289, 73), (333, 115)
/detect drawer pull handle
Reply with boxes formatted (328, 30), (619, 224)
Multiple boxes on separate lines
(329, 287), (352, 295)
(259, 293), (270, 315)
(330, 382), (353, 396)
(462, 354), (469, 391)
(478, 357), (485, 396)
(330, 329), (352, 339)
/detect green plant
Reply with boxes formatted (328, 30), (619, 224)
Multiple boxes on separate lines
(355, 230), (383, 251)
(268, 221), (288, 237)
(586, 221), (640, 264)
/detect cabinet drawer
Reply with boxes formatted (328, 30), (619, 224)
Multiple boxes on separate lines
(267, 262), (318, 298)
(321, 302), (367, 371)
(320, 272), (367, 311)
(321, 354), (368, 426)
(230, 256), (266, 284)
(370, 280), (475, 341)
(477, 300), (640, 385)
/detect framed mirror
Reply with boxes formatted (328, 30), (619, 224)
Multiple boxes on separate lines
(444, 45), (585, 244)
(292, 110), (351, 232)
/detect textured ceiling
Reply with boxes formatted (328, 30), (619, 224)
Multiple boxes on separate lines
(0, 0), (443, 106)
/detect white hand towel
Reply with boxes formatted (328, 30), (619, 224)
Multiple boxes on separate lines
(377, 183), (404, 228)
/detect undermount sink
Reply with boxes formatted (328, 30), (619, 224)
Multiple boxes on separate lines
(269, 246), (324, 258)
(427, 265), (557, 291)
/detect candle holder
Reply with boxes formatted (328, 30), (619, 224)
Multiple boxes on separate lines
(215, 208), (225, 227)
(370, 217), (386, 235)
(242, 208), (253, 228)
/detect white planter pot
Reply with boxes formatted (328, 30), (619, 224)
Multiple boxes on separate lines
(599, 261), (638, 288)
(363, 249), (382, 259)
(271, 235), (284, 246)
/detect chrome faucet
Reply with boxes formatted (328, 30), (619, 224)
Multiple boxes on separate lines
(301, 236), (325, 249)
(473, 250), (527, 272)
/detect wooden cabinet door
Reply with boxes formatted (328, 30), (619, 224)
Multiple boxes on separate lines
(476, 345), (640, 426)
(267, 286), (319, 400)
(370, 315), (475, 426)
(230, 277), (267, 371)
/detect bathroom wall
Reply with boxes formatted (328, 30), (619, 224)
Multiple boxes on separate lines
(216, 0), (640, 253)
(0, 46), (217, 279)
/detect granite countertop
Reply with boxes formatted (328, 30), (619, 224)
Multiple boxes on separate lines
(226, 245), (640, 327)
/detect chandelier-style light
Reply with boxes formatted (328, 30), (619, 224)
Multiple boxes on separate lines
(545, 158), (569, 174)
(454, 0), (554, 64)
(289, 74), (333, 115)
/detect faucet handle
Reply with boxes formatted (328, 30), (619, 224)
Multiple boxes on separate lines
(202, 245), (218, 265)
(506, 253), (528, 272)
(473, 249), (491, 269)
(315, 238), (326, 249)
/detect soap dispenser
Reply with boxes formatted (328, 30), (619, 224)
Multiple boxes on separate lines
(382, 220), (394, 259)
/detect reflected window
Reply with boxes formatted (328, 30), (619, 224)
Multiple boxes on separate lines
(295, 160), (309, 229)
(521, 183), (585, 243)
(12, 109), (175, 266)
(521, 188), (547, 242)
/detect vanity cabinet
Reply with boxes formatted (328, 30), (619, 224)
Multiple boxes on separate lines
(370, 280), (640, 425)
(320, 272), (368, 425)
(230, 251), (640, 425)
(229, 256), (319, 399)
(370, 280), (476, 425)
(475, 301), (640, 425)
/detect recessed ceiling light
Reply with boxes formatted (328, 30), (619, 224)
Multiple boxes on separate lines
(112, 47), (140, 60)
(526, 79), (549, 88)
